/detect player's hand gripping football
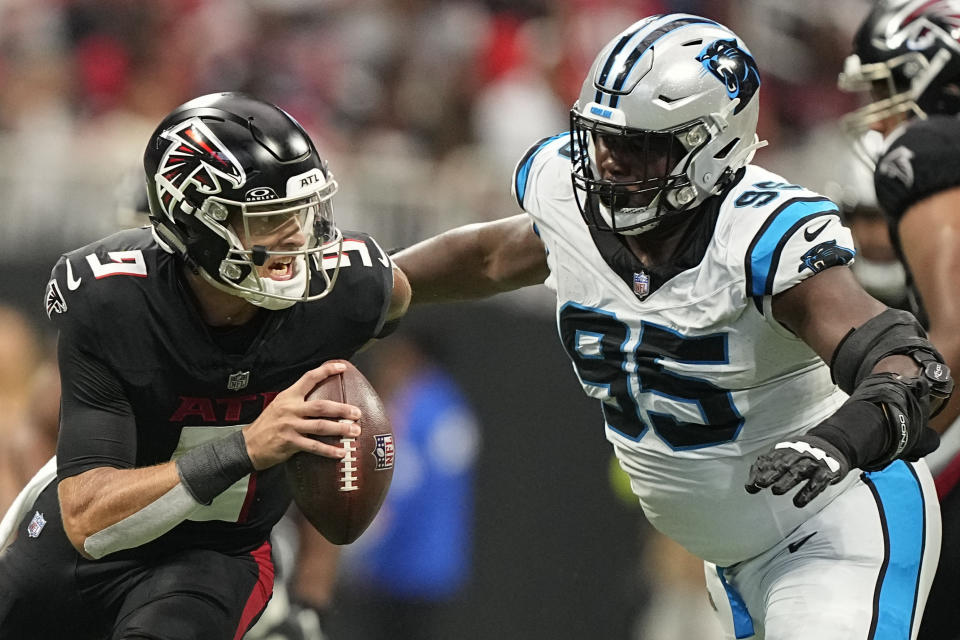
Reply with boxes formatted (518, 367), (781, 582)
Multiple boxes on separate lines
(242, 362), (362, 470)
(745, 435), (850, 508)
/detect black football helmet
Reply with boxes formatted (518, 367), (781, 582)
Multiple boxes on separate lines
(838, 0), (960, 164)
(144, 92), (342, 309)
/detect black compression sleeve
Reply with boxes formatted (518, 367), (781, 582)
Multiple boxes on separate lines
(56, 335), (137, 478)
(810, 372), (933, 472)
(807, 401), (888, 471)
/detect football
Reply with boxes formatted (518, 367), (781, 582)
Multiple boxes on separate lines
(285, 359), (395, 544)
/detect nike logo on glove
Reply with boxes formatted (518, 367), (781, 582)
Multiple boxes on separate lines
(787, 531), (818, 553)
(803, 220), (830, 242)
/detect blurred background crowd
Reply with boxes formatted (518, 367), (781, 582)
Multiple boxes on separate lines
(0, 1), (880, 639)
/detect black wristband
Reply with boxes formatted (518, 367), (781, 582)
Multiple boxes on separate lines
(176, 430), (255, 505)
(807, 400), (889, 472)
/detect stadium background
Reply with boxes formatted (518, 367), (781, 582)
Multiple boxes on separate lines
(0, 1), (875, 638)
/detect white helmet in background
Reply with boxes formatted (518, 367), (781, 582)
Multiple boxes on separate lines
(570, 14), (766, 234)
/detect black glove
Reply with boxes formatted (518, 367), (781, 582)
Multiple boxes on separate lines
(745, 435), (850, 508)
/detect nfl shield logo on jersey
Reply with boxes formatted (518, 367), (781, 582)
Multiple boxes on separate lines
(374, 434), (395, 470)
(633, 271), (651, 300)
(227, 370), (250, 391)
(27, 511), (46, 538)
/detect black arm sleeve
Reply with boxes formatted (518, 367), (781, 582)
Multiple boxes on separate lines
(875, 115), (960, 222)
(56, 333), (137, 479)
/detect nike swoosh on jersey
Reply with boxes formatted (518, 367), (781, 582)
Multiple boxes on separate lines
(787, 531), (817, 553)
(65, 259), (82, 290)
(368, 236), (391, 267)
(803, 220), (830, 242)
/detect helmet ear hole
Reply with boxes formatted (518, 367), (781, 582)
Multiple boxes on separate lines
(713, 138), (740, 159)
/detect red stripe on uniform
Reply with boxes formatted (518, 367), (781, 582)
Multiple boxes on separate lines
(233, 540), (275, 640)
(237, 471), (258, 523)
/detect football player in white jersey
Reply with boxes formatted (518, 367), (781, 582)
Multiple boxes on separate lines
(394, 14), (953, 640)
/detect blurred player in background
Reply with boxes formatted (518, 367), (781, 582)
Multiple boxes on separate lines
(395, 13), (951, 639)
(0, 92), (409, 639)
(839, 1), (960, 638)
(824, 144), (909, 311)
(327, 329), (481, 640)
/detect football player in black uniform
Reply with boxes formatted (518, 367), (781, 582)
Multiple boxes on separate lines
(839, 2), (960, 638)
(0, 92), (409, 639)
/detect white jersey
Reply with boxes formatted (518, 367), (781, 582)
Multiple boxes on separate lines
(513, 133), (859, 566)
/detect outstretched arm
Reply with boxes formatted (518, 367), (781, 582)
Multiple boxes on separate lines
(392, 214), (549, 305)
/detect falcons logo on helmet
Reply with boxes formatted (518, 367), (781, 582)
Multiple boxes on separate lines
(881, 0), (960, 49)
(154, 117), (246, 217)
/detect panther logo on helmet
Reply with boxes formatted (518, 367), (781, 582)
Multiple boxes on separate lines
(154, 118), (246, 218)
(697, 39), (761, 114)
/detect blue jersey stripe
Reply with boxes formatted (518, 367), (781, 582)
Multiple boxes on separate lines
(716, 566), (755, 638)
(864, 461), (926, 640)
(746, 198), (838, 300)
(514, 133), (567, 209)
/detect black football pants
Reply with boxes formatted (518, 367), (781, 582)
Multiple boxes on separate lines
(0, 482), (274, 640)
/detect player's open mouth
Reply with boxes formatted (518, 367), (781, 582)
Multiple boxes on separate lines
(266, 256), (295, 281)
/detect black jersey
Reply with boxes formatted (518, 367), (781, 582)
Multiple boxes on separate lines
(44, 226), (393, 556)
(873, 115), (960, 324)
(874, 115), (960, 226)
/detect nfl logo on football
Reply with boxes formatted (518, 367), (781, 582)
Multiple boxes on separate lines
(633, 271), (650, 299)
(374, 434), (395, 470)
(227, 371), (250, 391)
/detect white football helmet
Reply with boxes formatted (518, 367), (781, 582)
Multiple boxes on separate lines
(571, 14), (766, 234)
